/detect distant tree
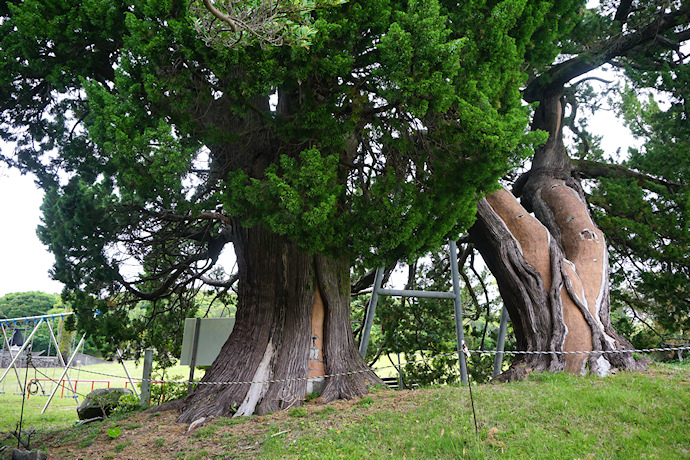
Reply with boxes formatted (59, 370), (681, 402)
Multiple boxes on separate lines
(0, 291), (62, 319)
(0, 292), (66, 355)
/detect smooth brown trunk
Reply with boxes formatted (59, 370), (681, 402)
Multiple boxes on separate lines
(471, 91), (644, 380)
(178, 226), (379, 422)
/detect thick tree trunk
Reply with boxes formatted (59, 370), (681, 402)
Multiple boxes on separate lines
(178, 225), (380, 422)
(470, 92), (645, 380)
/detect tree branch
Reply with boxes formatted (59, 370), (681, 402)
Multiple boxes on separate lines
(613, 0), (634, 24)
(201, 272), (240, 288)
(525, 5), (690, 102)
(202, 0), (239, 32)
(573, 158), (684, 193)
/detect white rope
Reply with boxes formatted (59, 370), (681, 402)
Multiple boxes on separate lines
(68, 345), (690, 387)
(478, 346), (690, 355)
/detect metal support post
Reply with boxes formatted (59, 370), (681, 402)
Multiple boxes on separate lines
(492, 305), (510, 378)
(42, 334), (86, 413)
(45, 320), (77, 396)
(116, 349), (139, 398)
(0, 318), (44, 385)
(449, 240), (468, 384)
(359, 267), (385, 358)
(0, 323), (23, 387)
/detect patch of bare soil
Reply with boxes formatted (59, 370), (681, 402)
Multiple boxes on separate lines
(32, 388), (422, 459)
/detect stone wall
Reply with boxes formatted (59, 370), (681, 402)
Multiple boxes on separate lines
(0, 351), (110, 368)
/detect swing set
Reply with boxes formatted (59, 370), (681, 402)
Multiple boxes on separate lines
(0, 312), (86, 413)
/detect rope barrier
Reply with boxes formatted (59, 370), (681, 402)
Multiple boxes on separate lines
(475, 346), (690, 355)
(64, 345), (690, 388)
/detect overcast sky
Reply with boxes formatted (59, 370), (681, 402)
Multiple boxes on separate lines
(0, 163), (63, 297)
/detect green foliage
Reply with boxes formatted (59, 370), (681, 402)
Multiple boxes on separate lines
(0, 292), (63, 319)
(106, 427), (121, 439)
(112, 393), (142, 415)
(194, 291), (236, 318)
(226, 149), (342, 253)
(288, 407), (308, 418)
(114, 441), (132, 452)
(0, 0), (582, 358)
(147, 368), (190, 405)
(0, 292), (77, 355)
(357, 396), (374, 407)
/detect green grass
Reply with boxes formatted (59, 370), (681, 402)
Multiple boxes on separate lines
(1, 361), (688, 458)
(260, 364), (690, 459)
(0, 360), (200, 434)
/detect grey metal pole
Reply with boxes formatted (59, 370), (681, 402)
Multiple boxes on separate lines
(493, 305), (510, 378)
(359, 267), (385, 358)
(188, 318), (202, 395)
(45, 319), (78, 399)
(0, 318), (45, 384)
(41, 334), (86, 414)
(449, 240), (468, 384)
(116, 349), (139, 398)
(141, 349), (154, 405)
(377, 289), (456, 299)
(0, 323), (23, 387)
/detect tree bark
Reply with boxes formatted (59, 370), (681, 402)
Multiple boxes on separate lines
(471, 91), (645, 380)
(178, 225), (380, 422)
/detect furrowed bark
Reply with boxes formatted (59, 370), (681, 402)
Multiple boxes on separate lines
(178, 225), (380, 423)
(471, 191), (565, 380)
(317, 255), (381, 402)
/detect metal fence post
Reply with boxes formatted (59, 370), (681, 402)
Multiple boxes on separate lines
(188, 318), (202, 395)
(359, 267), (385, 358)
(449, 240), (468, 384)
(493, 305), (510, 378)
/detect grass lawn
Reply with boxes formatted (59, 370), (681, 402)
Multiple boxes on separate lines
(0, 360), (199, 434)
(0, 360), (687, 458)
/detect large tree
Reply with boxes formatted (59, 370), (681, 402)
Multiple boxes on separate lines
(0, 0), (577, 420)
(469, 0), (690, 379)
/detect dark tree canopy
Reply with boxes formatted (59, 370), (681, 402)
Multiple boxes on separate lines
(0, 0), (595, 418)
(0, 0), (578, 351)
(5, 0), (687, 415)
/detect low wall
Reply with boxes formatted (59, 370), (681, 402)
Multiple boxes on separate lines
(0, 351), (111, 368)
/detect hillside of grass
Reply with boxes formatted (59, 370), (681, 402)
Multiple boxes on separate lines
(1, 362), (688, 459)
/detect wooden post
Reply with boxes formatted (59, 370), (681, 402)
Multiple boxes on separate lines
(141, 349), (154, 405)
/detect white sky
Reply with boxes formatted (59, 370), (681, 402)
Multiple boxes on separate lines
(0, 164), (64, 296)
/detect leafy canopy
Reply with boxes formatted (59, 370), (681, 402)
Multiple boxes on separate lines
(0, 0), (581, 352)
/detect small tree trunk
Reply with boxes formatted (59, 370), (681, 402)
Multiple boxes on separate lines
(178, 226), (380, 422)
